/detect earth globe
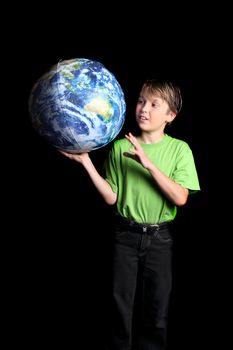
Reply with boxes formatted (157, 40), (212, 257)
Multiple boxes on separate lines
(28, 58), (126, 153)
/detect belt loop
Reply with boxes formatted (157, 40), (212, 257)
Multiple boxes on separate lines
(143, 226), (147, 233)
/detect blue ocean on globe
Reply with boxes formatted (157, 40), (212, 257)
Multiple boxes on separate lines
(28, 58), (126, 153)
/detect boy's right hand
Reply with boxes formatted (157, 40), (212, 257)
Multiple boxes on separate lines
(59, 150), (90, 164)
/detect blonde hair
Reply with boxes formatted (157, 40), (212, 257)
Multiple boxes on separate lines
(142, 79), (183, 114)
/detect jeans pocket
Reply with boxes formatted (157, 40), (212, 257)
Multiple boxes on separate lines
(156, 228), (173, 243)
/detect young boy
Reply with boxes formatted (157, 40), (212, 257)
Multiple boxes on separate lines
(60, 79), (200, 349)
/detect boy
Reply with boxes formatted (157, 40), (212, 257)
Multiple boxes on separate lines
(60, 79), (200, 349)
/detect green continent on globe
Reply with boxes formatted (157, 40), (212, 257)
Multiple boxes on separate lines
(84, 97), (113, 119)
(28, 58), (126, 153)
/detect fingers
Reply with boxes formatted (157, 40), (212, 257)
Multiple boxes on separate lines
(125, 133), (140, 150)
(125, 132), (135, 144)
(59, 150), (69, 156)
(59, 150), (77, 160)
(125, 132), (134, 140)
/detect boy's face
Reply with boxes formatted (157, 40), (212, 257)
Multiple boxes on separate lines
(135, 90), (175, 133)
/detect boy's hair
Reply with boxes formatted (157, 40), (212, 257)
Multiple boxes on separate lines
(142, 79), (183, 114)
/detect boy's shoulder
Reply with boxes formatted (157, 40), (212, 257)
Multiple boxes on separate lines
(112, 137), (130, 148)
(165, 134), (190, 149)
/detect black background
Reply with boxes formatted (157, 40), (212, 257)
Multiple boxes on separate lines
(5, 5), (230, 349)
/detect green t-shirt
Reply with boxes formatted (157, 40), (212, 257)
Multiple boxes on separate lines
(104, 134), (200, 224)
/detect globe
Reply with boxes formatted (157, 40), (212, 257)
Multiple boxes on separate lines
(28, 58), (126, 153)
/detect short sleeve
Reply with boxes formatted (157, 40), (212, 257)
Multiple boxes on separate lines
(103, 144), (118, 193)
(173, 144), (200, 193)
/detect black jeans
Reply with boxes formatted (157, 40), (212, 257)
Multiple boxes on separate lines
(108, 218), (173, 350)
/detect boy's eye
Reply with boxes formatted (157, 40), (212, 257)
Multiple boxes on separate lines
(152, 102), (160, 108)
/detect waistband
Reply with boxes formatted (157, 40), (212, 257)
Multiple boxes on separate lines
(115, 215), (171, 235)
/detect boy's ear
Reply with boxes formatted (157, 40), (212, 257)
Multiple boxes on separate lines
(171, 112), (177, 120)
(168, 112), (176, 122)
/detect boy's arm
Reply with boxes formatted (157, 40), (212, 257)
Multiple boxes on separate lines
(124, 133), (188, 207)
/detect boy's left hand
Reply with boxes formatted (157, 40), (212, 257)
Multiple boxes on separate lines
(124, 132), (151, 169)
